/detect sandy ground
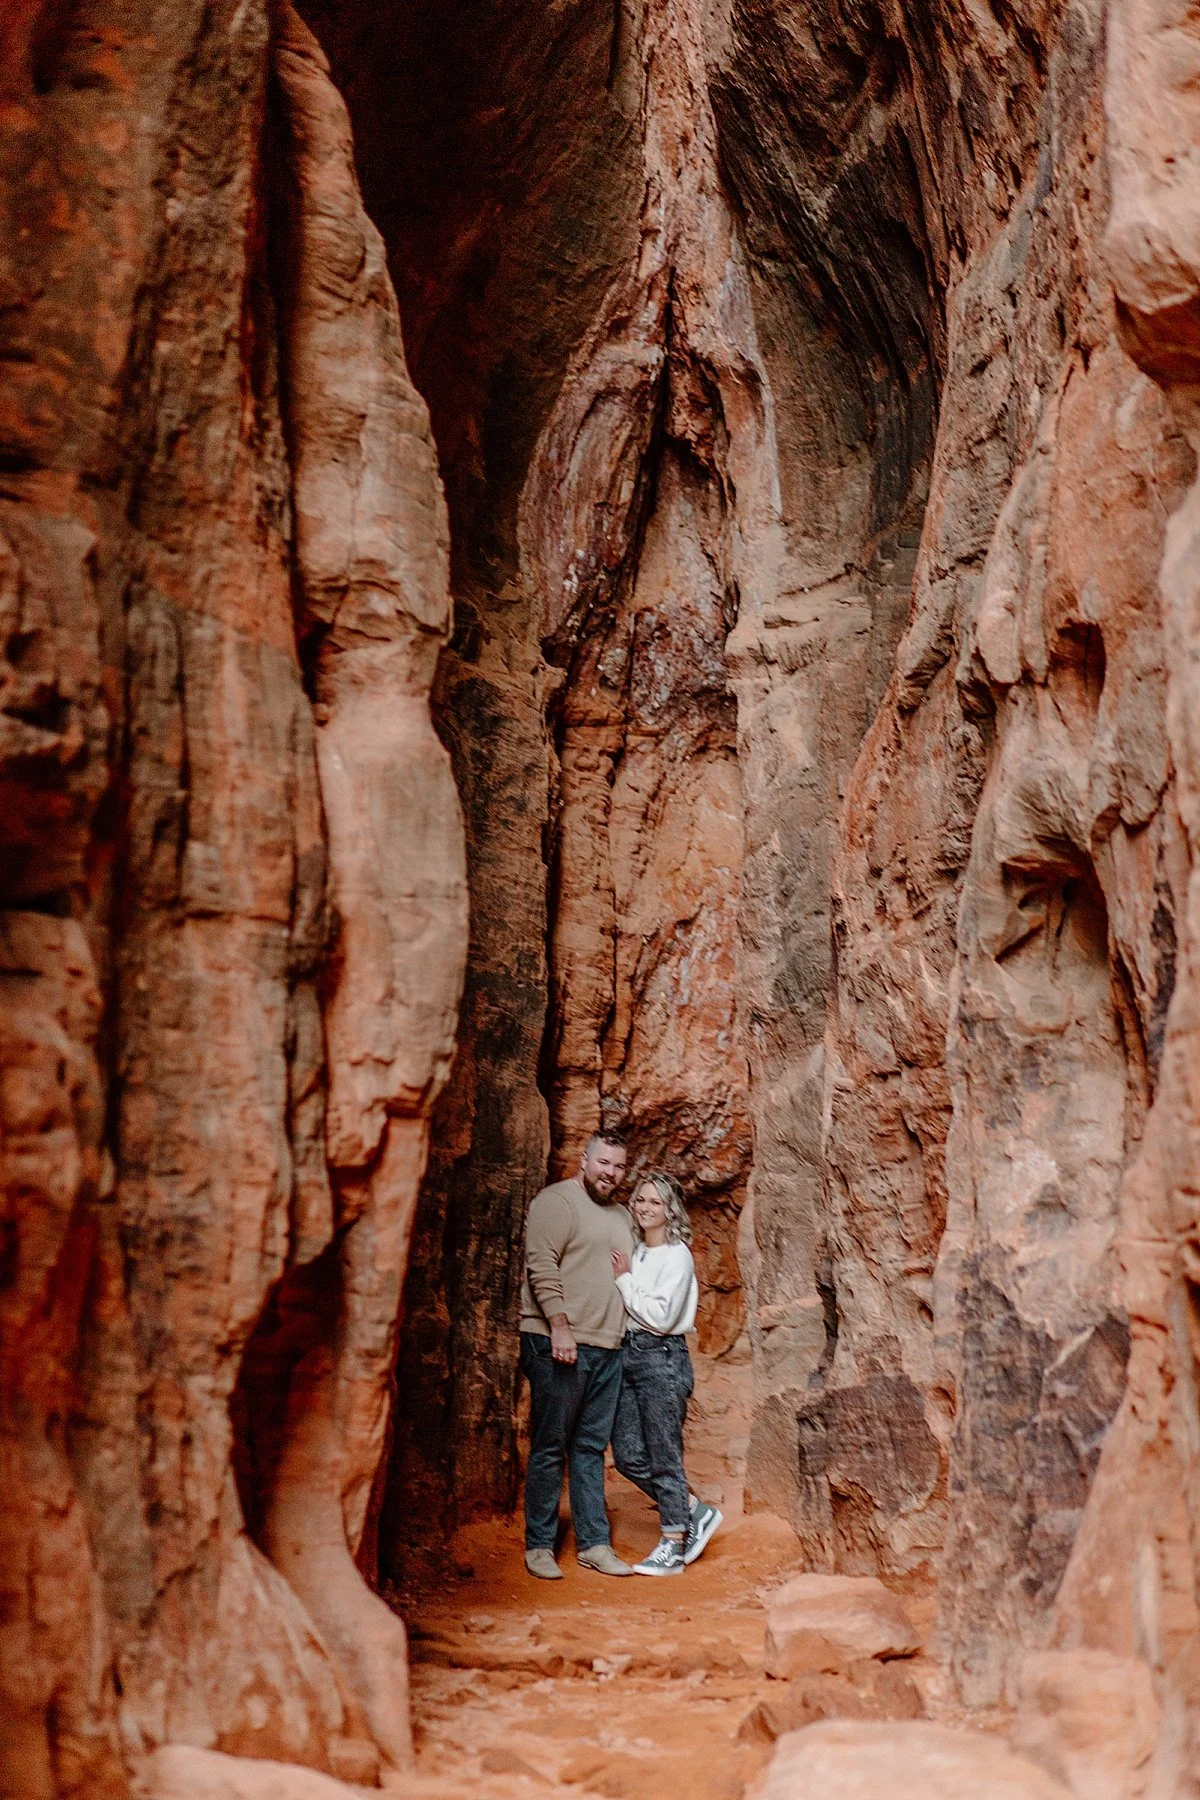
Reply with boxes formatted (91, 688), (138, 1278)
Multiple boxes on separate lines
(381, 1343), (987, 1799)
(394, 1496), (802, 1799)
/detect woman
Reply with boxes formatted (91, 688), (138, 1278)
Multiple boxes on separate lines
(610, 1171), (723, 1575)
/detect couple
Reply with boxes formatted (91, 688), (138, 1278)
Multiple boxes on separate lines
(518, 1131), (723, 1578)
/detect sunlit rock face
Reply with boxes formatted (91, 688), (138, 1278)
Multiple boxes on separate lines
(0, 4), (464, 1791)
(715, 0), (1198, 1715)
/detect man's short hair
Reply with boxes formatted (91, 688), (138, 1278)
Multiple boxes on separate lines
(584, 1129), (627, 1155)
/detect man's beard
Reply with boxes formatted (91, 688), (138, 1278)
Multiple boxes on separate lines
(582, 1173), (618, 1204)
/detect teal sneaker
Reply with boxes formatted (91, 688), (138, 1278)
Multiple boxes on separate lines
(683, 1499), (723, 1565)
(634, 1535), (686, 1576)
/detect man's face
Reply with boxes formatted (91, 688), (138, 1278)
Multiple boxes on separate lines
(579, 1140), (627, 1203)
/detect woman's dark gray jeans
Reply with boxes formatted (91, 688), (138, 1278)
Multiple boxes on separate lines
(520, 1331), (623, 1552)
(611, 1330), (694, 1533)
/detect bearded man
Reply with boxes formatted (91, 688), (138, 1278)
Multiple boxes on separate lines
(518, 1131), (635, 1578)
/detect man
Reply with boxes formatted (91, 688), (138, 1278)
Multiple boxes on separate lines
(518, 1131), (635, 1578)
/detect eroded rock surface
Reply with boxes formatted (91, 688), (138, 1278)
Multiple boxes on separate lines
(9, 0), (1200, 1789)
(750, 1721), (1070, 1800)
(0, 3), (463, 1792)
(763, 1574), (921, 1677)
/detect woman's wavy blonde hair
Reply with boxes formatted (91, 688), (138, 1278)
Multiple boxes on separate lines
(631, 1169), (692, 1246)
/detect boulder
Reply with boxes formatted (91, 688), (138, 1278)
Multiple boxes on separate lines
(764, 1575), (921, 1678)
(1012, 1650), (1159, 1800)
(144, 1747), (362, 1800)
(739, 1660), (924, 1744)
(749, 1722), (1071, 1800)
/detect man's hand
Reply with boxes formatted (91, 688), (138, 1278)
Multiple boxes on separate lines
(549, 1314), (578, 1365)
(611, 1248), (631, 1278)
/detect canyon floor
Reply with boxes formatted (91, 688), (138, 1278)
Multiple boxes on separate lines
(383, 1352), (997, 1800)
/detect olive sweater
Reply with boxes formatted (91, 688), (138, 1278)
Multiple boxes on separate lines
(519, 1178), (634, 1350)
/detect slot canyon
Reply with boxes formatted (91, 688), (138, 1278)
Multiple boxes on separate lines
(4, 0), (1200, 1794)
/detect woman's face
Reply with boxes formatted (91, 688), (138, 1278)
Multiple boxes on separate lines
(633, 1183), (668, 1234)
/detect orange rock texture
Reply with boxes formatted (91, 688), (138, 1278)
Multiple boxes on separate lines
(6, 0), (1200, 1794)
(0, 3), (464, 1792)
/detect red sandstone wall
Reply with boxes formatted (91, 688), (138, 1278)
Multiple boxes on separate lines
(0, 6), (464, 1793)
(8, 0), (1200, 1791)
(301, 0), (649, 1538)
(522, 4), (754, 1352)
(785, 0), (1193, 1706)
(710, 0), (1200, 1730)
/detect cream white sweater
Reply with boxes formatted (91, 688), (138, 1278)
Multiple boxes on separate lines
(615, 1241), (698, 1336)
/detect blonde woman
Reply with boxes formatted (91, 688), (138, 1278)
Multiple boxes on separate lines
(609, 1171), (723, 1575)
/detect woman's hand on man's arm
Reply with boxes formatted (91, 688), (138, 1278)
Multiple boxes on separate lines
(612, 1248), (631, 1278)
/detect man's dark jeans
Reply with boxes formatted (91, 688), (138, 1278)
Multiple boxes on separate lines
(520, 1331), (623, 1552)
(611, 1330), (694, 1533)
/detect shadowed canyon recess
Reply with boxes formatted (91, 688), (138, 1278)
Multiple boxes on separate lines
(4, 0), (1200, 1794)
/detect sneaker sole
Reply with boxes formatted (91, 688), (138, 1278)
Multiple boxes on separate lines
(634, 1562), (685, 1576)
(683, 1507), (724, 1566)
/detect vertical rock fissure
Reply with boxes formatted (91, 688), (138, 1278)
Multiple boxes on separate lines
(334, 0), (644, 1549)
(538, 302), (751, 1350)
(260, 6), (468, 1773)
(712, 0), (945, 1549)
(519, 0), (768, 1382)
(535, 323), (668, 1154)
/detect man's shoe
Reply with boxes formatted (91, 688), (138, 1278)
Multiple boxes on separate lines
(683, 1499), (723, 1565)
(577, 1543), (633, 1577)
(525, 1548), (563, 1580)
(634, 1535), (686, 1576)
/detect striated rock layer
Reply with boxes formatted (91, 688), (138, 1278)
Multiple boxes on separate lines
(0, 3), (464, 1793)
(766, 0), (1192, 1705)
(740, 0), (1200, 1733)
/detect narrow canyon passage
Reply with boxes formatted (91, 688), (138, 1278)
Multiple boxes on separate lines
(395, 1483), (927, 1800)
(387, 1365), (1033, 1800)
(6, 0), (1200, 1797)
